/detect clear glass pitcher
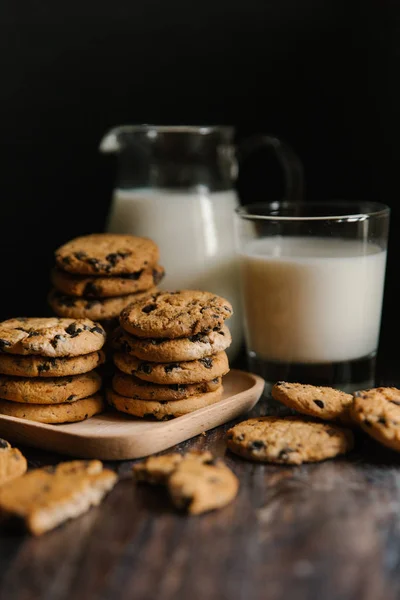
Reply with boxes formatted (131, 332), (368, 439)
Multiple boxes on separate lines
(99, 125), (303, 361)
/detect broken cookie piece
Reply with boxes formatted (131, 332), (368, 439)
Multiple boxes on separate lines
(133, 451), (238, 514)
(0, 459), (117, 535)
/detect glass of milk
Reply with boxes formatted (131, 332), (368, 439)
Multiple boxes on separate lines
(99, 125), (303, 362)
(235, 201), (390, 391)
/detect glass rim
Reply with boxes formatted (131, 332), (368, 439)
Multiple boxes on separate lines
(107, 124), (233, 136)
(235, 201), (390, 222)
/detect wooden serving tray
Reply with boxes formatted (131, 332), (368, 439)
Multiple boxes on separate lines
(0, 369), (264, 460)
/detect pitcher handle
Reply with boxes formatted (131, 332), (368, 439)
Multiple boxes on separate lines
(236, 134), (304, 202)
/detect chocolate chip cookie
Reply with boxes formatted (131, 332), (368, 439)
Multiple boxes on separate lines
(0, 371), (101, 404)
(272, 381), (353, 422)
(119, 290), (233, 339)
(108, 387), (223, 419)
(227, 417), (354, 464)
(51, 265), (165, 298)
(0, 394), (104, 423)
(112, 371), (222, 401)
(0, 350), (105, 378)
(0, 460), (117, 535)
(113, 350), (229, 384)
(350, 387), (400, 452)
(0, 318), (106, 357)
(0, 439), (27, 485)
(112, 325), (232, 362)
(133, 451), (239, 514)
(55, 233), (159, 276)
(49, 289), (157, 321)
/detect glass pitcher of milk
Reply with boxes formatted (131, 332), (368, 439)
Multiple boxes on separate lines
(99, 125), (303, 361)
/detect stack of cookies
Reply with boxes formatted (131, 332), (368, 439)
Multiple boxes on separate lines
(48, 233), (164, 334)
(0, 317), (106, 424)
(108, 290), (233, 420)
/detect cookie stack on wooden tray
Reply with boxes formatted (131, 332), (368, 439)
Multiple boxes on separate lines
(48, 233), (165, 334)
(108, 290), (233, 420)
(0, 317), (106, 424)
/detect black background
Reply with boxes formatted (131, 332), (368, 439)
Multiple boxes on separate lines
(1, 1), (398, 373)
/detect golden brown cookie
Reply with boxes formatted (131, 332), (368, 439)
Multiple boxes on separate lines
(0, 371), (101, 404)
(0, 394), (104, 423)
(55, 233), (159, 276)
(133, 452), (185, 483)
(108, 387), (223, 419)
(272, 381), (353, 422)
(167, 452), (239, 514)
(0, 439), (27, 485)
(48, 288), (157, 321)
(119, 290), (233, 339)
(112, 371), (222, 400)
(350, 387), (400, 451)
(227, 417), (354, 464)
(0, 460), (117, 535)
(51, 265), (165, 298)
(112, 325), (232, 362)
(133, 451), (238, 514)
(113, 351), (229, 384)
(0, 350), (105, 378)
(0, 318), (105, 357)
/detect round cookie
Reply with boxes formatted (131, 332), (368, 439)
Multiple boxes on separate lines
(0, 350), (105, 378)
(55, 233), (159, 276)
(112, 371), (222, 401)
(51, 265), (165, 298)
(226, 417), (354, 464)
(108, 387), (223, 420)
(0, 318), (106, 357)
(48, 288), (157, 321)
(350, 387), (400, 451)
(272, 382), (353, 422)
(0, 371), (101, 404)
(113, 351), (230, 384)
(112, 325), (232, 362)
(119, 290), (233, 339)
(0, 394), (104, 423)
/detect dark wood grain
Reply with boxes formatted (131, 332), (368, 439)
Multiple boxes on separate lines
(1, 382), (400, 600)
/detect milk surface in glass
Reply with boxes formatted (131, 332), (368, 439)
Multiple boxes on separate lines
(107, 188), (242, 359)
(240, 236), (387, 364)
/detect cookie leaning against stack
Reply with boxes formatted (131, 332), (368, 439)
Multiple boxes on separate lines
(108, 290), (233, 420)
(0, 318), (106, 424)
(48, 233), (165, 333)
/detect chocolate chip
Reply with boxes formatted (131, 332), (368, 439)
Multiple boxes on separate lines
(0, 439), (9, 449)
(124, 270), (143, 281)
(152, 268), (164, 285)
(139, 363), (153, 375)
(189, 333), (209, 343)
(170, 384), (185, 392)
(165, 363), (179, 374)
(249, 440), (265, 450)
(67, 395), (76, 402)
(236, 433), (245, 441)
(314, 400), (325, 409)
(106, 251), (131, 266)
(142, 303), (157, 314)
(227, 433), (234, 440)
(91, 326), (105, 335)
(27, 331), (40, 337)
(87, 258), (101, 271)
(325, 428), (338, 437)
(278, 447), (293, 461)
(0, 339), (11, 351)
(84, 282), (102, 297)
(378, 416), (387, 425)
(62, 256), (71, 265)
(74, 251), (87, 260)
(38, 363), (51, 374)
(199, 357), (213, 369)
(57, 295), (77, 308)
(50, 334), (64, 348)
(65, 323), (81, 337)
(84, 413), (89, 419)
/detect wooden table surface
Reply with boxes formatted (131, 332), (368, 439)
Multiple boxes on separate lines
(1, 367), (400, 600)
